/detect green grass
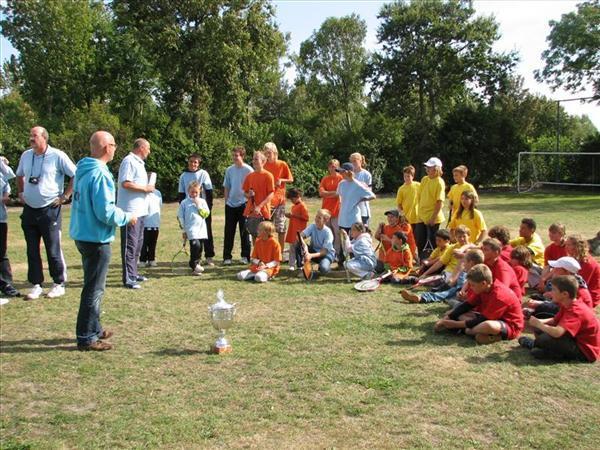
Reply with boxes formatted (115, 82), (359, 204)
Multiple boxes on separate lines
(1, 192), (599, 449)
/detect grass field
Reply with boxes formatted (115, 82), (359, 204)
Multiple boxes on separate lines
(1, 191), (599, 449)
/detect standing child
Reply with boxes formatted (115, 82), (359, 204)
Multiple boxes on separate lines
(349, 153), (373, 226)
(447, 165), (477, 220)
(284, 188), (309, 271)
(396, 165), (421, 248)
(319, 159), (343, 263)
(341, 222), (377, 280)
(140, 189), (162, 267)
(177, 182), (210, 276)
(449, 190), (487, 244)
(237, 221), (281, 282)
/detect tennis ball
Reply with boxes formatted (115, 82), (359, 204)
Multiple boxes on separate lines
(199, 208), (210, 219)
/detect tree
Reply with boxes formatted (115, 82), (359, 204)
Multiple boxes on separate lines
(295, 14), (368, 133)
(112, 0), (286, 139)
(368, 0), (517, 123)
(536, 0), (600, 97)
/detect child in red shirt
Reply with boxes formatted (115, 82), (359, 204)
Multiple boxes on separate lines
(510, 245), (532, 297)
(520, 275), (599, 362)
(236, 221), (281, 282)
(538, 222), (568, 291)
(284, 188), (309, 271)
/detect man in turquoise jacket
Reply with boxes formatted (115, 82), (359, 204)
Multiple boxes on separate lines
(70, 131), (137, 351)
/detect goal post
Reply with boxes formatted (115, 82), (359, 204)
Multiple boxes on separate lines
(517, 151), (600, 193)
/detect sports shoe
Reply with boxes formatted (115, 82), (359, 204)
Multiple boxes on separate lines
(124, 282), (141, 289)
(148, 261), (157, 267)
(475, 334), (502, 345)
(400, 289), (421, 303)
(240, 257), (249, 265)
(46, 283), (65, 299)
(78, 341), (113, 352)
(223, 259), (233, 266)
(205, 258), (215, 267)
(25, 284), (44, 300)
(2, 285), (21, 297)
(136, 275), (148, 282)
(289, 265), (296, 271)
(518, 336), (535, 350)
(193, 264), (205, 275)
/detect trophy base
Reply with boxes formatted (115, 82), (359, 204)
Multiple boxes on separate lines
(211, 345), (232, 354)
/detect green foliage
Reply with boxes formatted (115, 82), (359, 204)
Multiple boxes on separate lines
(0, 91), (37, 163)
(536, 0), (600, 97)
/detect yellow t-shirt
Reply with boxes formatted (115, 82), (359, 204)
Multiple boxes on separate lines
(510, 233), (545, 266)
(396, 182), (420, 224)
(449, 209), (487, 243)
(418, 176), (445, 224)
(447, 182), (477, 217)
(429, 245), (447, 261)
(439, 243), (461, 273)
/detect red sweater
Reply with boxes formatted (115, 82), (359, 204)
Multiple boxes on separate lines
(487, 257), (522, 299)
(579, 257), (600, 307)
(553, 300), (600, 362)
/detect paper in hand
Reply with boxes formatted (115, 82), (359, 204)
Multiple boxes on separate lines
(148, 172), (157, 186)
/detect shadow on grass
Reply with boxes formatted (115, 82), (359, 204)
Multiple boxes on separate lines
(0, 338), (76, 353)
(464, 346), (579, 367)
(150, 347), (211, 356)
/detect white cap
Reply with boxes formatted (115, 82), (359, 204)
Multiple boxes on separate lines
(424, 157), (442, 168)
(548, 256), (581, 274)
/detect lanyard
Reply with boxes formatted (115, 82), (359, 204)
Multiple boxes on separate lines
(30, 149), (47, 179)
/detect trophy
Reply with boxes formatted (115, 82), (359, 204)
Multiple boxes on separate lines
(208, 290), (237, 354)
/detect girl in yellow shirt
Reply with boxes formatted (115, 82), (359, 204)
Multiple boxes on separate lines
(449, 190), (487, 244)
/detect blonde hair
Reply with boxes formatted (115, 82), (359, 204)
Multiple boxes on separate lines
(428, 166), (443, 177)
(549, 222), (566, 236)
(328, 159), (340, 167)
(351, 222), (367, 234)
(453, 165), (468, 176)
(263, 142), (278, 154)
(467, 264), (493, 284)
(253, 150), (266, 162)
(316, 209), (331, 221)
(454, 224), (471, 237)
(566, 235), (589, 261)
(349, 152), (366, 167)
(258, 221), (276, 236)
(187, 181), (202, 193)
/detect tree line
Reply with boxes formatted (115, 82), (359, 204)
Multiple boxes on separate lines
(1, 0), (598, 199)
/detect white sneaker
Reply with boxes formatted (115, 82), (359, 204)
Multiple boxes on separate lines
(148, 261), (157, 267)
(223, 259), (233, 266)
(193, 264), (205, 275)
(289, 265), (296, 271)
(144, 261), (151, 268)
(240, 257), (249, 265)
(25, 284), (44, 300)
(205, 258), (215, 267)
(46, 283), (65, 299)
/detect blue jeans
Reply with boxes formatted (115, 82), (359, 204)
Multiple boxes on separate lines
(75, 241), (111, 345)
(295, 245), (333, 275)
(420, 272), (466, 303)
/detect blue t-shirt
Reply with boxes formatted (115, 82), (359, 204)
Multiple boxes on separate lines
(0, 176), (11, 223)
(223, 163), (253, 207)
(116, 152), (149, 216)
(16, 146), (76, 208)
(355, 169), (372, 218)
(145, 190), (162, 228)
(302, 223), (335, 261)
(337, 179), (375, 228)
(178, 169), (213, 201)
(177, 197), (209, 240)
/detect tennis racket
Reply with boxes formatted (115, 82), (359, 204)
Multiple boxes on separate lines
(171, 238), (190, 275)
(340, 230), (351, 282)
(354, 270), (393, 292)
(297, 232), (313, 281)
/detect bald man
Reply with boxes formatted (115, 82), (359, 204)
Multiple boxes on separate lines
(116, 138), (154, 289)
(16, 126), (76, 300)
(70, 131), (137, 351)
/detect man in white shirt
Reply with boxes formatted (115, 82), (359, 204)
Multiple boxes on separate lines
(16, 126), (76, 300)
(116, 138), (154, 289)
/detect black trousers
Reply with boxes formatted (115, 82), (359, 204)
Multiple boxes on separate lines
(533, 330), (589, 362)
(0, 222), (13, 289)
(414, 222), (439, 260)
(223, 204), (251, 260)
(203, 212), (215, 258)
(140, 228), (159, 262)
(21, 204), (65, 285)
(189, 239), (206, 269)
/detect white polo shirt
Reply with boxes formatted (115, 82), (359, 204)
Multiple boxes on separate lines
(116, 152), (149, 216)
(16, 146), (76, 208)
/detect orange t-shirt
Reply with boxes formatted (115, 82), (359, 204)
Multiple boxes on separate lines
(250, 236), (282, 277)
(385, 245), (413, 271)
(399, 222), (417, 258)
(285, 201), (309, 244)
(378, 224), (403, 259)
(264, 160), (292, 207)
(243, 171), (274, 218)
(319, 173), (343, 218)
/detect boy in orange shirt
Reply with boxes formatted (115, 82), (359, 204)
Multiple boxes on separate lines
(243, 151), (274, 241)
(263, 142), (293, 251)
(236, 221), (281, 283)
(284, 188), (309, 271)
(319, 159), (343, 262)
(384, 231), (413, 282)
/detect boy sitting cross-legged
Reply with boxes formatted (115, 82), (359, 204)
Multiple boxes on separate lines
(434, 264), (524, 345)
(519, 275), (599, 362)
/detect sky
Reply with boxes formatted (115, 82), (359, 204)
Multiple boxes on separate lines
(1, 0), (598, 129)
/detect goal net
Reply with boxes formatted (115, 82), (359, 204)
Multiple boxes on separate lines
(517, 151), (600, 193)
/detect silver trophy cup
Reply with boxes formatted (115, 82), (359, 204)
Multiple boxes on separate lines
(208, 290), (237, 354)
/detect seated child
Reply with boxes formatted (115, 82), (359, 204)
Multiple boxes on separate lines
(537, 222), (568, 292)
(417, 228), (451, 276)
(434, 264), (524, 345)
(140, 188), (162, 267)
(402, 247), (483, 304)
(341, 222), (377, 280)
(374, 210), (417, 262)
(237, 221), (281, 283)
(509, 245), (531, 297)
(524, 256), (593, 318)
(284, 188), (309, 271)
(519, 275), (599, 363)
(566, 234), (600, 307)
(296, 209), (336, 277)
(449, 190), (487, 244)
(177, 182), (210, 275)
(510, 218), (545, 287)
(383, 231), (413, 282)
(419, 225), (472, 284)
(482, 238), (522, 299)
(488, 225), (513, 263)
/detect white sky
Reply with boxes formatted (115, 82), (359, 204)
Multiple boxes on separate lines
(1, 0), (597, 129)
